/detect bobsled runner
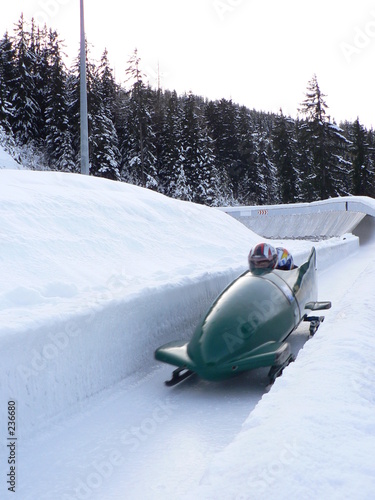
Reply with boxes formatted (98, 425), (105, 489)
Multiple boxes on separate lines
(155, 247), (331, 386)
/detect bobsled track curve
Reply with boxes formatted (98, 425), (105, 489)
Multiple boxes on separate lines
(3, 195), (375, 500)
(220, 195), (375, 240)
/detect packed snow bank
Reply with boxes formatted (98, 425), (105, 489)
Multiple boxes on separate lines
(0, 169), (256, 332)
(186, 240), (375, 499)
(0, 142), (21, 170)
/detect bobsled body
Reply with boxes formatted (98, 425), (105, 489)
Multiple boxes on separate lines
(155, 247), (330, 383)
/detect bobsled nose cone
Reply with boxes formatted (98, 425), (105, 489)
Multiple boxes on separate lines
(188, 322), (243, 367)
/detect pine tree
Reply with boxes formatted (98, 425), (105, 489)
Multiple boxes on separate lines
(173, 165), (192, 201)
(350, 118), (372, 195)
(298, 75), (350, 199)
(206, 99), (239, 199)
(65, 70), (81, 170)
(159, 90), (185, 197)
(89, 49), (120, 179)
(235, 106), (256, 203)
(325, 121), (352, 196)
(195, 125), (218, 205)
(180, 92), (218, 204)
(123, 49), (157, 188)
(295, 118), (316, 201)
(367, 129), (375, 197)
(272, 111), (299, 203)
(29, 21), (49, 144)
(44, 29), (76, 171)
(150, 81), (164, 191)
(10, 15), (41, 144)
(298, 75), (329, 199)
(0, 31), (16, 132)
(97, 49), (117, 112)
(299, 74), (328, 123)
(246, 126), (276, 204)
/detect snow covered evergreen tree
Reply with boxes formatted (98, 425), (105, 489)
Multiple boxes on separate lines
(44, 29), (75, 171)
(298, 74), (350, 199)
(367, 129), (375, 197)
(0, 31), (16, 132)
(236, 107), (262, 204)
(325, 122), (352, 196)
(272, 111), (299, 203)
(180, 92), (218, 204)
(159, 90), (185, 197)
(350, 118), (372, 195)
(122, 49), (157, 188)
(243, 126), (276, 205)
(29, 21), (49, 144)
(298, 75), (329, 199)
(206, 99), (239, 199)
(89, 50), (120, 180)
(10, 15), (41, 145)
(295, 118), (316, 201)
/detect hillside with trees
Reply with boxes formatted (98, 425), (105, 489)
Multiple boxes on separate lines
(1, 16), (374, 205)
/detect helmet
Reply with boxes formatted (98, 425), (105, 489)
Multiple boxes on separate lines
(276, 247), (294, 270)
(248, 243), (278, 272)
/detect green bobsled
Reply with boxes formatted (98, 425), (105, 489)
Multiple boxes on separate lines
(155, 247), (331, 385)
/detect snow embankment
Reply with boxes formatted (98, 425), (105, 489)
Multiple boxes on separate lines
(186, 243), (375, 500)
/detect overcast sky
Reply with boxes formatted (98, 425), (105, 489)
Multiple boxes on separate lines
(2, 0), (375, 128)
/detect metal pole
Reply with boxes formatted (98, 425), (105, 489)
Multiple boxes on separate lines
(80, 0), (89, 175)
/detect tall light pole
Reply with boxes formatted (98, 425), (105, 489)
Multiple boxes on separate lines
(80, 0), (89, 175)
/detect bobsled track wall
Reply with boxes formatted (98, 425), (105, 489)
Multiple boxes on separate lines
(220, 196), (375, 240)
(0, 238), (358, 439)
(1, 270), (242, 438)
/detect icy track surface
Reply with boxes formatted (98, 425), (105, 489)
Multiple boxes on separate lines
(1, 165), (375, 499)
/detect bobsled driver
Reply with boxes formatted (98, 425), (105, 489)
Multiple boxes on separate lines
(248, 243), (294, 271)
(248, 243), (278, 271)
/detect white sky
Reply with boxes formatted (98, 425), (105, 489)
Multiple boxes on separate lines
(2, 0), (375, 128)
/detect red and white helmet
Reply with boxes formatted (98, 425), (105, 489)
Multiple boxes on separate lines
(248, 243), (278, 272)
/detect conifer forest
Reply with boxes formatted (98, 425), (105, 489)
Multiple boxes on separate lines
(1, 16), (374, 206)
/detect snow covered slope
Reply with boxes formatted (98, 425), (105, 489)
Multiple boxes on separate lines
(0, 169), (257, 331)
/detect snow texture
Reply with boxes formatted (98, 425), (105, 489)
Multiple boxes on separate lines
(0, 144), (374, 499)
(0, 142), (21, 170)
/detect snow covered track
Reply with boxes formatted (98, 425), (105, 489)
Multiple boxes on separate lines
(0, 235), (355, 438)
(0, 166), (356, 438)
